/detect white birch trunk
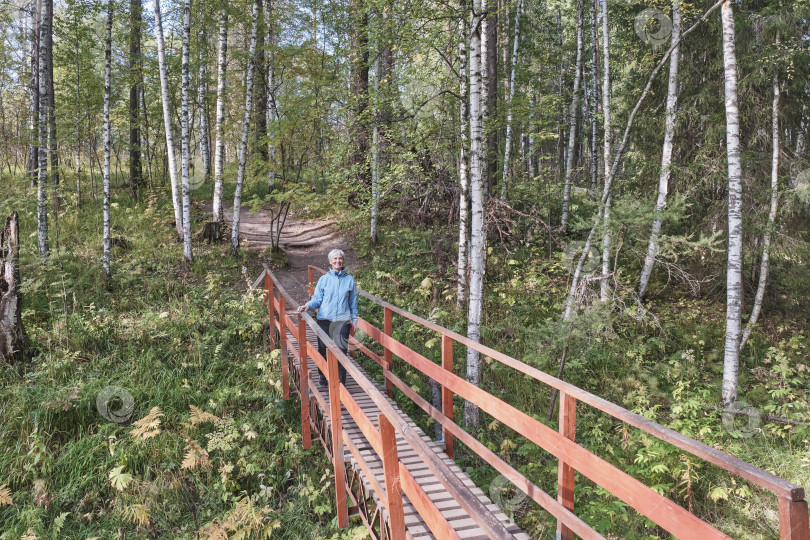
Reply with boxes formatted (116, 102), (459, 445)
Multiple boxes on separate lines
(370, 55), (380, 243)
(740, 75), (780, 352)
(103, 0), (112, 279)
(499, 0), (523, 199)
(721, 0), (743, 406)
(598, 0), (612, 302)
(465, 0), (485, 429)
(589, 0), (598, 197)
(560, 0), (584, 231)
(638, 0), (681, 299)
(154, 0), (182, 237)
(457, 16), (469, 312)
(212, 9), (228, 223)
(198, 29), (211, 180)
(36, 0), (49, 257)
(230, 0), (260, 254)
(265, 0), (277, 189)
(180, 0), (193, 262)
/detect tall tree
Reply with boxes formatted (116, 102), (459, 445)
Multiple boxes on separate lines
(230, 0), (261, 254)
(720, 0), (743, 406)
(638, 0), (682, 299)
(456, 13), (469, 312)
(212, 8), (228, 224)
(103, 0), (112, 280)
(154, 0), (183, 237)
(180, 0), (193, 262)
(198, 28), (212, 183)
(46, 0), (59, 202)
(129, 0), (143, 198)
(465, 0), (485, 429)
(598, 0), (612, 302)
(28, 0), (40, 188)
(36, 0), (50, 257)
(560, 0), (584, 231)
(349, 0), (370, 195)
(265, 0), (277, 190)
(484, 2), (497, 194)
(499, 0), (523, 198)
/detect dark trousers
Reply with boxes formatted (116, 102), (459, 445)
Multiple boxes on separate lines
(316, 319), (349, 384)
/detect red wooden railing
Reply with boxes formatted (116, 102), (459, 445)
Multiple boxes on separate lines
(263, 263), (809, 539)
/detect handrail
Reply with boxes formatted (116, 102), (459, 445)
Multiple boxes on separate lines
(260, 265), (517, 539)
(307, 264), (810, 540)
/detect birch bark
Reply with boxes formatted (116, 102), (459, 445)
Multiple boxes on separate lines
(36, 0), (50, 257)
(103, 0), (112, 279)
(154, 0), (183, 237)
(560, 0), (584, 231)
(740, 75), (780, 352)
(499, 0), (523, 199)
(721, 0), (743, 406)
(28, 0), (40, 187)
(638, 0), (681, 299)
(465, 0), (485, 429)
(598, 0), (612, 302)
(212, 9), (228, 223)
(457, 14), (469, 312)
(230, 0), (260, 254)
(370, 54), (380, 243)
(180, 0), (193, 262)
(198, 29), (211, 182)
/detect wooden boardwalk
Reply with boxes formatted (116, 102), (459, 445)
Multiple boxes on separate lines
(260, 264), (810, 540)
(285, 324), (531, 540)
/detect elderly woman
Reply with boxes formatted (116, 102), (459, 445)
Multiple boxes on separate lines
(296, 249), (358, 386)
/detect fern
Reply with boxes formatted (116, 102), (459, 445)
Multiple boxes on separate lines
(0, 484), (12, 506)
(181, 439), (211, 471)
(189, 405), (220, 426)
(122, 504), (150, 527)
(129, 407), (164, 439)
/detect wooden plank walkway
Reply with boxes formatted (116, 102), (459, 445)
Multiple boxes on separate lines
(285, 323), (531, 540)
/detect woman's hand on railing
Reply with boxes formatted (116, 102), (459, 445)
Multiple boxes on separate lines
(296, 304), (308, 313)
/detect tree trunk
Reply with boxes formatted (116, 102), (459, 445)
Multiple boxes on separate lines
(349, 0), (370, 196)
(28, 0), (40, 188)
(499, 0), (523, 199)
(0, 212), (27, 362)
(485, 3), (497, 196)
(129, 0), (143, 198)
(212, 9), (228, 224)
(370, 54), (380, 243)
(154, 0), (183, 237)
(103, 0), (112, 280)
(589, 0), (599, 197)
(465, 0), (485, 429)
(598, 0), (612, 302)
(230, 0), (260, 254)
(254, 0), (268, 166)
(265, 0), (278, 190)
(75, 9), (82, 206)
(36, 0), (50, 257)
(180, 0), (193, 262)
(638, 0), (681, 299)
(740, 74), (780, 352)
(198, 29), (211, 182)
(456, 13), (469, 312)
(721, 0), (743, 406)
(560, 0), (584, 231)
(46, 0), (59, 201)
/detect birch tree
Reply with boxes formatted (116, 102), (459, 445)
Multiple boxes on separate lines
(465, 0), (485, 429)
(265, 0), (278, 190)
(370, 55), (380, 243)
(212, 8), (228, 223)
(180, 0), (193, 262)
(740, 74), (781, 352)
(230, 0), (260, 255)
(720, 0), (743, 406)
(154, 0), (183, 237)
(638, 0), (681, 299)
(198, 29), (211, 182)
(28, 0), (40, 187)
(560, 0), (584, 231)
(500, 0), (523, 199)
(36, 0), (50, 257)
(456, 15), (469, 312)
(129, 0), (142, 197)
(103, 0), (112, 280)
(598, 0), (612, 302)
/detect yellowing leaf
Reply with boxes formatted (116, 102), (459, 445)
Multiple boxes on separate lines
(108, 466), (133, 492)
(130, 407), (163, 440)
(181, 440), (211, 471)
(0, 484), (12, 506)
(189, 405), (219, 426)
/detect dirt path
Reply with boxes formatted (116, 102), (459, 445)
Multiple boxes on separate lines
(203, 203), (359, 302)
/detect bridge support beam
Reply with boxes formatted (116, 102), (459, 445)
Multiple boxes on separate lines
(780, 497), (810, 540)
(298, 313), (311, 449)
(441, 335), (454, 459)
(328, 349), (349, 527)
(265, 272), (276, 351)
(279, 293), (289, 400)
(384, 307), (393, 398)
(380, 414), (406, 540)
(557, 391), (576, 540)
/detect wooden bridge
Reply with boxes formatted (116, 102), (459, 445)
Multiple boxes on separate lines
(258, 264), (809, 540)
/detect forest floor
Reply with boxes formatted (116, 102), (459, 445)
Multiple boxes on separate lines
(202, 202), (360, 301)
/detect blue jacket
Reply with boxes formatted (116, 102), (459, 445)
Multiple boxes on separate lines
(305, 269), (359, 325)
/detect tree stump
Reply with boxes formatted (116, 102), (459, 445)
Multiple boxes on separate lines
(0, 212), (28, 362)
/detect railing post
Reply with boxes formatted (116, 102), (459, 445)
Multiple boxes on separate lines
(298, 314), (311, 449)
(279, 293), (289, 400)
(441, 335), (454, 459)
(384, 306), (393, 398)
(307, 266), (314, 295)
(779, 497), (810, 540)
(265, 271), (275, 351)
(557, 391), (576, 540)
(379, 413), (406, 540)
(328, 349), (348, 528)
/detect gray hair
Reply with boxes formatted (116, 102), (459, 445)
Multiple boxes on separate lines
(328, 249), (345, 261)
